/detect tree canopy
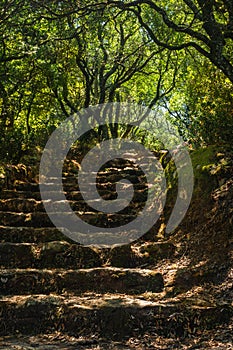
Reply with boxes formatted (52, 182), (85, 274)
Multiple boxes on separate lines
(104, 0), (233, 83)
(0, 0), (232, 161)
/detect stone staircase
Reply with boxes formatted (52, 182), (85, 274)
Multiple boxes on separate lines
(0, 157), (232, 342)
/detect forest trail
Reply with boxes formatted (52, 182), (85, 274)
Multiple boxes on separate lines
(0, 148), (232, 349)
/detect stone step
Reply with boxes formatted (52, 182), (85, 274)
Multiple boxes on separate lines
(106, 242), (176, 268)
(0, 267), (164, 295)
(47, 172), (147, 183)
(0, 294), (231, 338)
(0, 198), (44, 212)
(0, 226), (72, 243)
(0, 211), (137, 227)
(64, 158), (152, 171)
(0, 242), (101, 269)
(14, 182), (77, 192)
(0, 164), (37, 190)
(0, 240), (175, 268)
(14, 181), (147, 193)
(0, 198), (146, 214)
(0, 190), (42, 200)
(0, 188), (148, 202)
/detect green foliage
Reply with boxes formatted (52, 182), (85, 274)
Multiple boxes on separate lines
(0, 1), (232, 163)
(190, 144), (233, 198)
(163, 58), (233, 147)
(0, 128), (25, 163)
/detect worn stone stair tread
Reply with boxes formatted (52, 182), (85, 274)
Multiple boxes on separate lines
(0, 226), (73, 243)
(1, 293), (231, 312)
(0, 226), (141, 245)
(0, 198), (146, 213)
(13, 180), (147, 193)
(0, 226), (139, 244)
(0, 198), (44, 212)
(0, 241), (101, 269)
(0, 238), (175, 269)
(0, 293), (174, 308)
(13, 182), (76, 192)
(0, 190), (42, 200)
(0, 267), (164, 295)
(0, 189), (148, 202)
(0, 210), (138, 217)
(0, 211), (138, 227)
(0, 294), (232, 338)
(45, 172), (146, 182)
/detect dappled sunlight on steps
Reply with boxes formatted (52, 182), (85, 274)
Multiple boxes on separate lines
(0, 157), (232, 341)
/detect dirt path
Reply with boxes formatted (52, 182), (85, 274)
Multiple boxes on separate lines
(0, 328), (232, 350)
